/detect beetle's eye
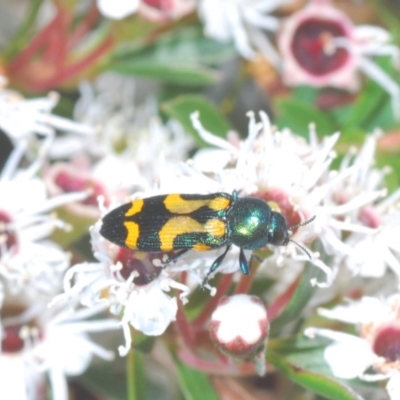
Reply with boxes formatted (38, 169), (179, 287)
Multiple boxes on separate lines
(270, 227), (285, 245)
(269, 213), (289, 246)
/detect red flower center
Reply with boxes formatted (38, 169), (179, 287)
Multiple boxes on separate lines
(373, 325), (400, 362)
(253, 188), (300, 228)
(291, 18), (349, 76)
(1, 325), (25, 353)
(0, 210), (17, 257)
(116, 248), (162, 286)
(359, 206), (381, 229)
(54, 170), (106, 207)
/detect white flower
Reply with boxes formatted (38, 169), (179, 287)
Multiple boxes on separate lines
(190, 112), (360, 286)
(0, 140), (88, 295)
(329, 133), (400, 279)
(0, 297), (117, 400)
(198, 0), (288, 64)
(0, 79), (93, 142)
(305, 295), (400, 400)
(55, 224), (190, 355)
(57, 73), (193, 186)
(345, 195), (400, 278)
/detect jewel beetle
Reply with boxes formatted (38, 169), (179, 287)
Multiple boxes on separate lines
(99, 191), (315, 284)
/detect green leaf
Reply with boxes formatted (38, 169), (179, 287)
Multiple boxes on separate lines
(127, 350), (147, 400)
(109, 26), (235, 86)
(269, 335), (332, 354)
(275, 99), (337, 137)
(267, 352), (364, 400)
(50, 206), (96, 248)
(343, 82), (385, 129)
(161, 95), (232, 147)
(269, 336), (334, 376)
(175, 359), (220, 400)
(361, 93), (396, 131)
(377, 153), (400, 193)
(343, 58), (398, 130)
(81, 364), (127, 400)
(109, 62), (218, 86)
(292, 86), (320, 103)
(113, 25), (236, 67)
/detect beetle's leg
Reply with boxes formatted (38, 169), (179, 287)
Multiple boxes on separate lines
(250, 253), (261, 264)
(239, 249), (250, 275)
(165, 249), (190, 264)
(246, 252), (261, 274)
(202, 245), (231, 287)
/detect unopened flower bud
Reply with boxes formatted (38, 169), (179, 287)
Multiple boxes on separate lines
(209, 294), (269, 362)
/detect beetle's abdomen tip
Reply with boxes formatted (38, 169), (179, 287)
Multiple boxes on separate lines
(99, 206), (130, 248)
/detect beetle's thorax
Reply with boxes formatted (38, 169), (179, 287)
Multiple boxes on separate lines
(227, 197), (272, 250)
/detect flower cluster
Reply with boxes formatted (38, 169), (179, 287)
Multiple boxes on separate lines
(1, 0), (400, 398)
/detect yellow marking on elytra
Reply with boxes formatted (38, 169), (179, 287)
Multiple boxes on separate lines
(164, 194), (231, 214)
(159, 216), (203, 250)
(158, 216), (227, 251)
(209, 196), (231, 211)
(205, 219), (226, 237)
(125, 199), (144, 217)
(193, 243), (211, 251)
(124, 221), (140, 248)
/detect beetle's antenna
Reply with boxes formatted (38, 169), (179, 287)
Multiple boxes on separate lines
(289, 239), (313, 260)
(288, 215), (316, 231)
(287, 216), (315, 260)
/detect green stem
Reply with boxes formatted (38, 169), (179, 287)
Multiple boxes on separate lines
(2, 0), (44, 59)
(127, 349), (136, 400)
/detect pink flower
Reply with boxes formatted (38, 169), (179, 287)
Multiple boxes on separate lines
(278, 0), (400, 114)
(279, 0), (358, 89)
(305, 295), (400, 400)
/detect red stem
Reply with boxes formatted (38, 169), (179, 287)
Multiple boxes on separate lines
(235, 261), (257, 294)
(9, 10), (64, 72)
(175, 298), (196, 348)
(44, 10), (70, 68)
(22, 35), (114, 91)
(68, 3), (100, 49)
(192, 274), (234, 329)
(267, 275), (300, 321)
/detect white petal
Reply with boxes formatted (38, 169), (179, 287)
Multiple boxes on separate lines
(192, 149), (232, 172)
(305, 328), (374, 379)
(128, 287), (177, 336)
(0, 355), (32, 400)
(318, 297), (389, 324)
(97, 0), (139, 19)
(387, 373), (400, 400)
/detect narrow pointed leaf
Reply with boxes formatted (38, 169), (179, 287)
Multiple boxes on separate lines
(176, 359), (220, 400)
(162, 95), (232, 146)
(268, 352), (364, 400)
